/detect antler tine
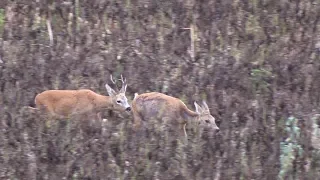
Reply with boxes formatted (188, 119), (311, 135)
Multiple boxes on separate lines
(119, 74), (127, 93)
(110, 74), (120, 91)
(110, 74), (116, 84)
(120, 74), (127, 84)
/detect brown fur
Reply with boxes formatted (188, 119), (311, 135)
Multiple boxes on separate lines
(131, 92), (219, 136)
(34, 89), (130, 119)
(32, 75), (130, 120)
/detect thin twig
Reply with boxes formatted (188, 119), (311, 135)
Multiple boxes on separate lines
(46, 19), (53, 46)
(181, 25), (195, 61)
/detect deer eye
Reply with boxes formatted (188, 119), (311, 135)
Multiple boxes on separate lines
(205, 120), (210, 123)
(116, 100), (121, 104)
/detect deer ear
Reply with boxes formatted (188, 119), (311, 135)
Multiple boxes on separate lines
(194, 101), (203, 114)
(134, 93), (139, 100)
(105, 83), (116, 96)
(202, 101), (209, 111)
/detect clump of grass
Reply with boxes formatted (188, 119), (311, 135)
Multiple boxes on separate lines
(250, 68), (272, 95)
(279, 116), (303, 180)
(0, 8), (4, 35)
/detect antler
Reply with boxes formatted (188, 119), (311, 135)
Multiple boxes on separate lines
(110, 74), (116, 84)
(109, 74), (127, 93)
(119, 74), (127, 93)
(110, 74), (120, 92)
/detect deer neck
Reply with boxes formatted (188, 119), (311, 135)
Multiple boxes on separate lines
(94, 95), (113, 110)
(182, 105), (199, 122)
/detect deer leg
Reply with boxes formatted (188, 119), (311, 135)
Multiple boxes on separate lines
(96, 112), (102, 121)
(178, 123), (188, 144)
(132, 110), (143, 131)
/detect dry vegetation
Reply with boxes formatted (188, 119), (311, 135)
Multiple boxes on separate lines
(1, 0), (320, 179)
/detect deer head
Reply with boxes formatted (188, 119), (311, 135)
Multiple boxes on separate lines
(194, 101), (219, 131)
(105, 74), (131, 112)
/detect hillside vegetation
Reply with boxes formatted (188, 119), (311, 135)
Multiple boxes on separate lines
(1, 0), (320, 179)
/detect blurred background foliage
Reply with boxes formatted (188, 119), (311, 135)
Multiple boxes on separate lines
(0, 0), (320, 179)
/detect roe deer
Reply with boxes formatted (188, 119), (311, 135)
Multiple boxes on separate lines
(31, 75), (131, 120)
(131, 92), (219, 136)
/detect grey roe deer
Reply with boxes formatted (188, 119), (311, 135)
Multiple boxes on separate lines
(131, 92), (219, 136)
(31, 75), (131, 120)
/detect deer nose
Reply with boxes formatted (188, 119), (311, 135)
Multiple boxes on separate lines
(126, 107), (131, 111)
(215, 128), (220, 134)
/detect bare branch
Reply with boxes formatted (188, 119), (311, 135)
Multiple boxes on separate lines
(46, 19), (53, 46)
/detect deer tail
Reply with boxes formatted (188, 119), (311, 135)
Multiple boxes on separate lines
(134, 93), (139, 100)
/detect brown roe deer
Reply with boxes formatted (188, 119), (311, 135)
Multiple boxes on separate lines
(131, 92), (219, 136)
(31, 75), (131, 120)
